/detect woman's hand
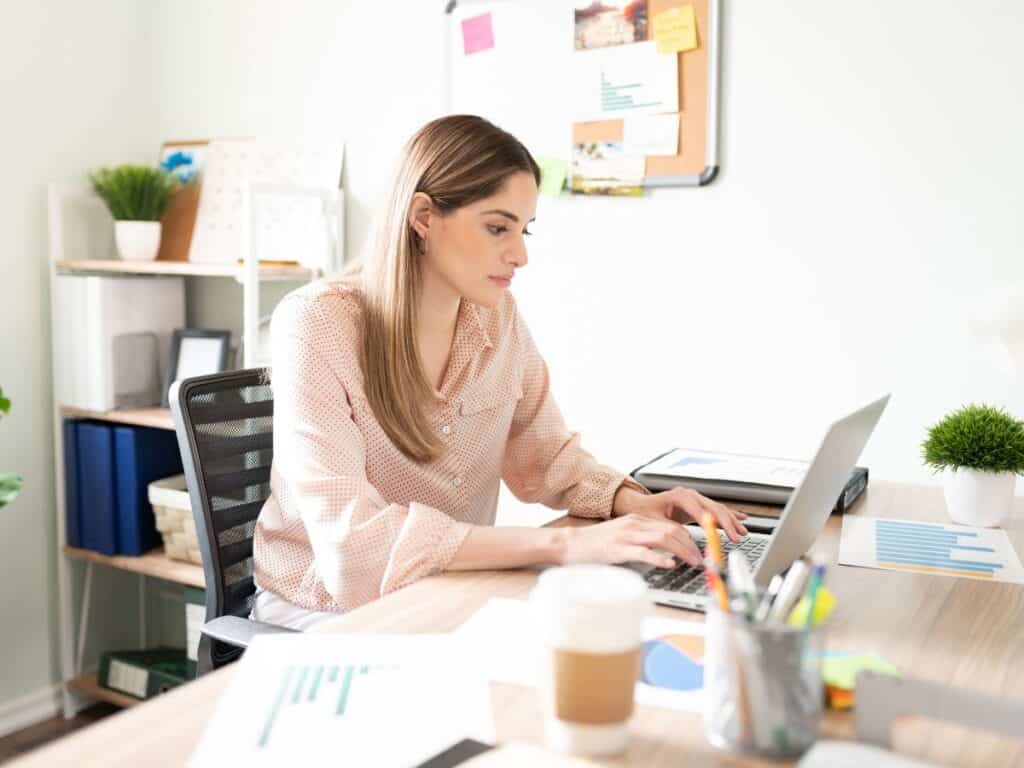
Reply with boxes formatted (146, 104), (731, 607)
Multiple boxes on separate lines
(612, 486), (749, 542)
(562, 513), (704, 570)
(554, 485), (750, 570)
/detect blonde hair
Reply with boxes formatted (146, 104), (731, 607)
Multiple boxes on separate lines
(357, 115), (540, 463)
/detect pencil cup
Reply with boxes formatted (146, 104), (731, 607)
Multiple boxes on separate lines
(703, 605), (823, 757)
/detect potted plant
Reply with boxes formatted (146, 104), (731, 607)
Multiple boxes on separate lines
(922, 404), (1024, 527)
(89, 164), (178, 261)
(0, 386), (22, 510)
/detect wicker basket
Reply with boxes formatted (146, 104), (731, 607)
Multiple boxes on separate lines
(148, 475), (202, 564)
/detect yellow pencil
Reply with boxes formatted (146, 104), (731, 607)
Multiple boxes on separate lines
(701, 512), (724, 570)
(704, 558), (730, 612)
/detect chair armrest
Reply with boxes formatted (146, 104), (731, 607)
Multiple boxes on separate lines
(200, 615), (298, 649)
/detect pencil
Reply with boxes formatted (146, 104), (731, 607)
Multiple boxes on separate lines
(701, 513), (724, 570)
(704, 557), (730, 612)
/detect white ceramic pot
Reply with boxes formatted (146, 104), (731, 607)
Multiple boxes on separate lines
(943, 468), (1015, 528)
(114, 220), (162, 261)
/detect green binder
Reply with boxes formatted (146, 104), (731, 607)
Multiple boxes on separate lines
(98, 648), (189, 700)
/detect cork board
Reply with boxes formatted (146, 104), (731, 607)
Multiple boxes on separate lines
(446, 0), (721, 188)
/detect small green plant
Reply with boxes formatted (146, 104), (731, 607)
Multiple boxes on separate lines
(88, 164), (178, 221)
(922, 404), (1024, 475)
(0, 386), (22, 510)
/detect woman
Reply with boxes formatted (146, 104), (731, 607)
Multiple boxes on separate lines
(252, 115), (747, 629)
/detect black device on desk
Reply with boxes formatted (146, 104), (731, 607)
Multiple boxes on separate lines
(631, 449), (869, 516)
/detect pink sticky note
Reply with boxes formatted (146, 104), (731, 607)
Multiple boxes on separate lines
(462, 12), (495, 55)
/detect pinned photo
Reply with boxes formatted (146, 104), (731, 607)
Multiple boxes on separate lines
(574, 1), (648, 50)
(570, 140), (645, 196)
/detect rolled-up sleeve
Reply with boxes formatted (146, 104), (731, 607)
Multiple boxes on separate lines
(268, 298), (472, 607)
(500, 310), (646, 519)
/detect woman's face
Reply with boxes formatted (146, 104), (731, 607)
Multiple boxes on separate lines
(412, 171), (538, 309)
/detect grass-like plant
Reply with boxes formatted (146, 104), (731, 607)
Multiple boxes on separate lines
(89, 164), (178, 221)
(922, 404), (1024, 475)
(0, 386), (22, 510)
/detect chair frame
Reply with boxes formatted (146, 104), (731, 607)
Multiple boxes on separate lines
(170, 368), (295, 674)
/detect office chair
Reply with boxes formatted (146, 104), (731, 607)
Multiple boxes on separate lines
(170, 368), (297, 675)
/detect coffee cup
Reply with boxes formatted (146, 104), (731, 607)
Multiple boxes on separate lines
(530, 564), (649, 756)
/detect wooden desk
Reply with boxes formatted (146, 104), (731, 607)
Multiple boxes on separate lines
(13, 483), (1024, 767)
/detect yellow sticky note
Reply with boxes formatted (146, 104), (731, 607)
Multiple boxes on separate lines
(653, 5), (699, 54)
(537, 157), (568, 196)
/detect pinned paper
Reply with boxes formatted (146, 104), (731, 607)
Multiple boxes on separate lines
(653, 5), (699, 54)
(623, 113), (680, 156)
(462, 12), (495, 55)
(537, 157), (568, 196)
(572, 41), (679, 121)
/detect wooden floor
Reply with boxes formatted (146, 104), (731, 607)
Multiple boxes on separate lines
(0, 705), (118, 764)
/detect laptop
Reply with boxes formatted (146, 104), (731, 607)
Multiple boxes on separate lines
(627, 395), (890, 612)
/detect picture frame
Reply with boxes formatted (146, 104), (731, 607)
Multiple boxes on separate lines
(163, 328), (232, 406)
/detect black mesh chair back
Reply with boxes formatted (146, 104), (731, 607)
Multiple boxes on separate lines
(170, 368), (274, 672)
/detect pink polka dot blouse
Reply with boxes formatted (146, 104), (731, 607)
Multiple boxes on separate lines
(253, 277), (641, 614)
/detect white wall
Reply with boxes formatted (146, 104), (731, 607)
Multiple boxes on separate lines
(518, 0), (1024, 490)
(149, 0), (1024, 514)
(0, 0), (154, 710)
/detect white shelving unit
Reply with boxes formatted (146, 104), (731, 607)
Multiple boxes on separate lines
(47, 181), (344, 716)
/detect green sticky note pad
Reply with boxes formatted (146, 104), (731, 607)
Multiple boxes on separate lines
(538, 158), (568, 196)
(821, 654), (899, 691)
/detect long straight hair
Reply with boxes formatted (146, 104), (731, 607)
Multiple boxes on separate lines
(358, 115), (541, 463)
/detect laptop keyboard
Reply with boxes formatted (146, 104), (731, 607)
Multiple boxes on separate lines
(643, 534), (767, 595)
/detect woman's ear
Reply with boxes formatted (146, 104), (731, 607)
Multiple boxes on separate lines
(407, 192), (434, 240)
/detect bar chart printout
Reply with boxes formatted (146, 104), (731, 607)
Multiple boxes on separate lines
(838, 516), (1024, 584)
(190, 635), (494, 768)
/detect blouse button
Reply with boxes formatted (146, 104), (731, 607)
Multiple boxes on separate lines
(453, 476), (463, 487)
(441, 425), (451, 435)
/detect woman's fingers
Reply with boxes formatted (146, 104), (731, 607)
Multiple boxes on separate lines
(710, 498), (748, 540)
(629, 516), (702, 566)
(671, 487), (747, 543)
(620, 545), (675, 570)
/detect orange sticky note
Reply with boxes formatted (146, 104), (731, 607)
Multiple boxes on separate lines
(653, 5), (698, 54)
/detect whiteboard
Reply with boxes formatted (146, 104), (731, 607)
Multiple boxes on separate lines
(444, 0), (577, 160)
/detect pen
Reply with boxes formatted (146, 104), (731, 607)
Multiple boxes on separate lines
(727, 550), (757, 619)
(767, 558), (810, 624)
(701, 513), (724, 570)
(803, 560), (827, 628)
(753, 574), (784, 624)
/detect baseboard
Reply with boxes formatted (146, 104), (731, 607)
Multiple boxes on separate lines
(0, 684), (62, 738)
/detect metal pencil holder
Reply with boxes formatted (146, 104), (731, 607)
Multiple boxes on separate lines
(703, 602), (824, 757)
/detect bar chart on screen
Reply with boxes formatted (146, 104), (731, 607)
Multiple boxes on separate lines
(838, 516), (1024, 584)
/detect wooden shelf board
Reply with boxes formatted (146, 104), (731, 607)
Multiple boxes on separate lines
(67, 673), (141, 709)
(55, 259), (319, 280)
(60, 406), (175, 431)
(64, 546), (205, 588)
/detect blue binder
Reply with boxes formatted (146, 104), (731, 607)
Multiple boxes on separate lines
(77, 422), (118, 555)
(113, 426), (183, 556)
(62, 420), (82, 548)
